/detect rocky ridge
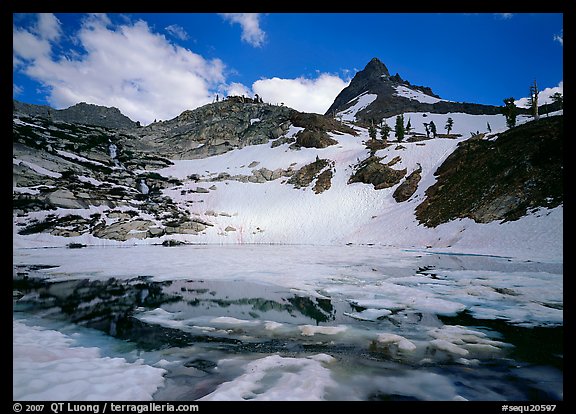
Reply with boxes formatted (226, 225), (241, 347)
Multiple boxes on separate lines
(415, 115), (563, 226)
(126, 99), (357, 160)
(13, 100), (140, 129)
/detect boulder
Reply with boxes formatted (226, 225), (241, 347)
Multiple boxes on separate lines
(93, 219), (155, 241)
(294, 130), (338, 149)
(348, 156), (407, 190)
(46, 189), (88, 209)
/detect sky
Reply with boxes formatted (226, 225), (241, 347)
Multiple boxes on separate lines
(12, 13), (563, 125)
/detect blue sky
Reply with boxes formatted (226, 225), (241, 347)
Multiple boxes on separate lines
(13, 13), (563, 125)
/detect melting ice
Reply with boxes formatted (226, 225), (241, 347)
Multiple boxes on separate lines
(13, 244), (563, 401)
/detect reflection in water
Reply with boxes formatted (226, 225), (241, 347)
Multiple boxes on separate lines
(13, 270), (343, 350)
(13, 262), (562, 401)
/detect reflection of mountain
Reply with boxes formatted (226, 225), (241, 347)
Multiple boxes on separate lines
(14, 271), (183, 347)
(189, 296), (291, 314)
(288, 296), (334, 324)
(14, 269), (339, 350)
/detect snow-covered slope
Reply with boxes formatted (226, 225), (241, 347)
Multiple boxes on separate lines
(13, 109), (562, 262)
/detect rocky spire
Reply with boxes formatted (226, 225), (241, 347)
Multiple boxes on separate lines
(325, 57), (502, 124)
(325, 57), (390, 118)
(346, 58), (391, 92)
(362, 57), (391, 78)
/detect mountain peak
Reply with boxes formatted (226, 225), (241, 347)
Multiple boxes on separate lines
(325, 57), (502, 124)
(363, 57), (390, 78)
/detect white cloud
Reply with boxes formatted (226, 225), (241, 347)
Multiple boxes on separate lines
(553, 31), (563, 46)
(219, 13), (265, 47)
(13, 83), (23, 97)
(13, 14), (226, 125)
(13, 14), (348, 123)
(515, 81), (563, 108)
(13, 25), (53, 63)
(225, 82), (252, 98)
(35, 13), (62, 41)
(165, 24), (189, 41)
(251, 74), (349, 114)
(495, 13), (514, 20)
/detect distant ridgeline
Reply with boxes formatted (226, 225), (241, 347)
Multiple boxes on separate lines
(13, 99), (140, 129)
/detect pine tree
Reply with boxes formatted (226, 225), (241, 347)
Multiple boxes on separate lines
(487, 122), (492, 133)
(368, 123), (377, 140)
(380, 122), (391, 141)
(445, 117), (454, 135)
(503, 97), (518, 128)
(405, 117), (412, 135)
(551, 92), (563, 106)
(395, 115), (405, 142)
(429, 120), (437, 138)
(423, 122), (430, 138)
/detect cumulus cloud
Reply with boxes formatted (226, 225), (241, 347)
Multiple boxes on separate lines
(225, 82), (252, 98)
(13, 26), (52, 63)
(515, 81), (563, 108)
(165, 24), (189, 41)
(35, 13), (62, 41)
(251, 74), (349, 114)
(219, 13), (266, 47)
(13, 13), (225, 125)
(13, 14), (348, 123)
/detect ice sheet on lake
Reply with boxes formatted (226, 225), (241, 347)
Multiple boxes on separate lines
(13, 319), (166, 401)
(13, 244), (563, 327)
(199, 354), (337, 401)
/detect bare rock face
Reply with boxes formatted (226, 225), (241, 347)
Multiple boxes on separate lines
(287, 158), (334, 193)
(393, 164), (422, 202)
(132, 100), (294, 159)
(348, 155), (407, 190)
(93, 219), (156, 241)
(47, 189), (88, 209)
(294, 129), (338, 149)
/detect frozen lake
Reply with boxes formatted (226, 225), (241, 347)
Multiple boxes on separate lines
(13, 244), (563, 401)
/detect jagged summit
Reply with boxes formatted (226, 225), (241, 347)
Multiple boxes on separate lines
(325, 57), (502, 125)
(359, 57), (391, 79)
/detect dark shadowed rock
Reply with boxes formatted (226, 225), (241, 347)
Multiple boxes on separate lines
(415, 116), (563, 226)
(393, 164), (422, 202)
(287, 158), (334, 193)
(348, 155), (407, 190)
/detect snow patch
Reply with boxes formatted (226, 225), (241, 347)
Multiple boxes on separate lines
(13, 319), (166, 401)
(337, 93), (377, 121)
(394, 85), (443, 104)
(199, 354), (337, 401)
